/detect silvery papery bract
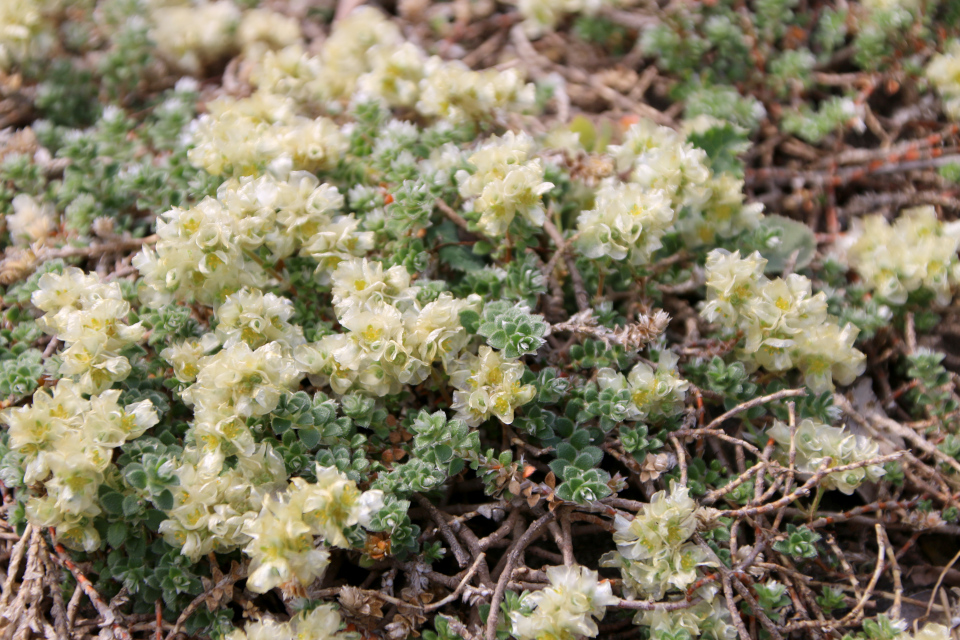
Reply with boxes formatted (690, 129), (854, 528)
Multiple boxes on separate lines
(449, 345), (537, 426)
(845, 205), (960, 305)
(242, 465), (383, 594)
(701, 249), (865, 393)
(510, 565), (617, 640)
(768, 418), (885, 494)
(456, 131), (554, 237)
(224, 604), (355, 640)
(596, 351), (689, 421)
(927, 40), (960, 120)
(33, 267), (146, 393)
(295, 258), (480, 397)
(575, 179), (676, 265)
(601, 483), (716, 601)
(609, 121), (762, 246)
(2, 379), (158, 551)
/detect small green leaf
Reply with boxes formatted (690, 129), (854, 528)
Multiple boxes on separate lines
(125, 467), (148, 490)
(488, 330), (509, 350)
(557, 442), (577, 462)
(473, 241), (495, 255)
(569, 430), (591, 450)
(434, 444), (454, 462)
(122, 494), (142, 517)
(299, 428), (321, 449)
(107, 522), (128, 548)
(687, 122), (750, 177)
(573, 452), (596, 470)
(758, 215), (817, 274)
(144, 509), (166, 532)
(569, 115), (597, 151)
(439, 245), (486, 272)
(154, 489), (174, 512)
(101, 491), (125, 516)
(460, 310), (481, 334)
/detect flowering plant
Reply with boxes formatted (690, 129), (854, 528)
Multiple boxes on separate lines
(0, 2), (956, 640)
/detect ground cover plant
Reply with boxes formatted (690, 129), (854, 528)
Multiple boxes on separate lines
(5, 1), (960, 640)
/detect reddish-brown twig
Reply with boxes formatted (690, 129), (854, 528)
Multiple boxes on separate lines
(48, 528), (132, 640)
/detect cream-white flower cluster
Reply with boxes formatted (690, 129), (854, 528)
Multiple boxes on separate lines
(600, 484), (736, 639)
(357, 42), (428, 109)
(513, 0), (616, 38)
(150, 1), (241, 75)
(187, 93), (347, 177)
(134, 171), (370, 307)
(638, 599), (737, 640)
(214, 287), (305, 350)
(576, 179), (676, 265)
(448, 345), (537, 426)
(33, 267), (146, 392)
(602, 483), (716, 600)
(219, 169), (360, 265)
(242, 465), (383, 593)
(845, 205), (960, 305)
(2, 380), (158, 551)
(235, 8), (303, 55)
(159, 320), (320, 563)
(6, 194), (57, 245)
(180, 341), (301, 463)
(161, 454), (382, 587)
(927, 40), (960, 120)
(189, 6), (533, 174)
(295, 258), (480, 397)
(225, 604), (354, 640)
(0, 0), (54, 70)
(860, 0), (920, 12)
(134, 196), (267, 307)
(896, 623), (952, 640)
(456, 132), (553, 237)
(416, 56), (535, 124)
(510, 565), (617, 640)
(701, 249), (866, 393)
(161, 334), (217, 384)
(252, 7), (534, 122)
(149, 1), (302, 75)
(250, 7), (404, 105)
(159, 445), (287, 560)
(596, 351), (689, 420)
(154, 274), (322, 559)
(610, 120), (763, 246)
(768, 418), (885, 495)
